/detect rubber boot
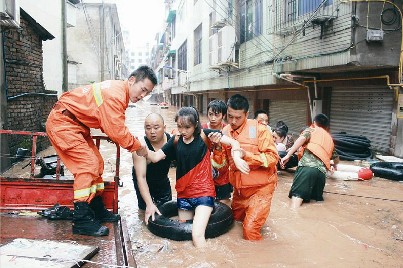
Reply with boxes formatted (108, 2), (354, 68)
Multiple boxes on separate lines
(90, 196), (121, 222)
(72, 201), (109, 236)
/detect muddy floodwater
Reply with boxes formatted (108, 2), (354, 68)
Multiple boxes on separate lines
(2, 102), (401, 267)
(107, 102), (402, 268)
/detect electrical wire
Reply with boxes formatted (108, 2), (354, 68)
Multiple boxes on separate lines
(324, 190), (403, 202)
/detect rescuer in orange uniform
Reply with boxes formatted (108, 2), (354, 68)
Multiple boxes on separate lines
(218, 94), (279, 240)
(46, 66), (157, 236)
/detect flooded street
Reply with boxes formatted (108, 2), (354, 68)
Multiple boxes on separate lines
(106, 102), (403, 268)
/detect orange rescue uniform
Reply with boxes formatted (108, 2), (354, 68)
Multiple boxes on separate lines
(222, 119), (279, 240)
(46, 80), (142, 202)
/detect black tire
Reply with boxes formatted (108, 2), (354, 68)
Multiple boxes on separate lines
(147, 200), (234, 241)
(335, 144), (369, 154)
(332, 133), (371, 142)
(335, 149), (372, 161)
(370, 162), (403, 181)
(333, 138), (370, 150)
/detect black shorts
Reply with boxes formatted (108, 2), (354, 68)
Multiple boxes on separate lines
(288, 166), (325, 202)
(215, 183), (233, 200)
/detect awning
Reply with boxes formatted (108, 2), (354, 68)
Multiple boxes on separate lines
(168, 50), (176, 56)
(166, 10), (176, 23)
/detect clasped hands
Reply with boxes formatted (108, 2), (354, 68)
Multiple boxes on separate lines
(208, 132), (250, 174)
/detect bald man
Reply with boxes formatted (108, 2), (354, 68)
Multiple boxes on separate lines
(132, 113), (173, 223)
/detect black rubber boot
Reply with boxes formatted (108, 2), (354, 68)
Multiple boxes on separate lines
(90, 196), (121, 222)
(72, 201), (109, 236)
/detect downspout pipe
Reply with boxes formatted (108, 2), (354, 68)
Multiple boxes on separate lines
(275, 73), (315, 121)
(62, 0), (68, 92)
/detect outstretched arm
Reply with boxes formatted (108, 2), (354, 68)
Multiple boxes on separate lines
(146, 148), (167, 163)
(132, 152), (161, 224)
(280, 135), (306, 168)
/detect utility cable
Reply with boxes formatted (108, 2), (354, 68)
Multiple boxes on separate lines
(324, 190), (403, 203)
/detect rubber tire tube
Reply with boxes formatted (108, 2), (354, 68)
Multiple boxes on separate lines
(147, 200), (234, 241)
(370, 162), (403, 181)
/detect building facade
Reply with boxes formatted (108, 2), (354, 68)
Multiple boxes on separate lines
(151, 0), (403, 157)
(67, 1), (125, 89)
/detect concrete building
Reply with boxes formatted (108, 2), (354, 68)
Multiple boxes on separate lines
(67, 1), (125, 89)
(151, 0), (403, 157)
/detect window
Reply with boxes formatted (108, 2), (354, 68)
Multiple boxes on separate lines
(239, 0), (263, 44)
(209, 12), (217, 36)
(178, 41), (187, 71)
(194, 24), (202, 65)
(285, 0), (333, 21)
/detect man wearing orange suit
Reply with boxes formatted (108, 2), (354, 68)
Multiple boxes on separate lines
(219, 94), (279, 240)
(46, 66), (157, 236)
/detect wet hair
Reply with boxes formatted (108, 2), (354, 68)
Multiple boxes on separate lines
(175, 106), (202, 136)
(275, 120), (289, 134)
(313, 113), (330, 129)
(254, 109), (268, 119)
(128, 65), (158, 85)
(273, 127), (287, 139)
(227, 94), (249, 112)
(207, 100), (227, 116)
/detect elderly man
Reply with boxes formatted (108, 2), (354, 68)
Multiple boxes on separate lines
(132, 113), (173, 224)
(46, 65), (157, 236)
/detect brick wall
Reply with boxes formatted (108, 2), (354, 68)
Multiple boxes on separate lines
(3, 15), (57, 159)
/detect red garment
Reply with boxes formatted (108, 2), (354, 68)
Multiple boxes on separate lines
(174, 140), (216, 199)
(223, 119), (278, 189)
(201, 122), (229, 186)
(58, 80), (142, 152)
(222, 119), (279, 240)
(46, 80), (142, 202)
(300, 125), (334, 170)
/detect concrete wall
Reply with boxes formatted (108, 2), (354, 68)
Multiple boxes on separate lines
(20, 0), (64, 94)
(67, 3), (124, 89)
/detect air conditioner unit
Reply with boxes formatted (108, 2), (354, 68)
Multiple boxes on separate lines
(219, 26), (236, 63)
(209, 34), (218, 66)
(0, 0), (20, 28)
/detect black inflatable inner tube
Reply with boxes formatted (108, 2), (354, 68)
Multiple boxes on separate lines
(335, 144), (369, 154)
(333, 138), (370, 150)
(335, 148), (372, 159)
(370, 162), (403, 181)
(332, 133), (371, 142)
(147, 200), (234, 241)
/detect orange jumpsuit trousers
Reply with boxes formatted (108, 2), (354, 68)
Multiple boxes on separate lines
(231, 181), (276, 240)
(46, 105), (104, 203)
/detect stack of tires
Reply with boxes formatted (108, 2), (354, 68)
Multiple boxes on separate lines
(332, 133), (372, 161)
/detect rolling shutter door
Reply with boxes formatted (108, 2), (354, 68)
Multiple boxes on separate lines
(269, 100), (308, 136)
(330, 86), (393, 153)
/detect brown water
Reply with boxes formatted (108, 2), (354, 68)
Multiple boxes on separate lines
(113, 103), (402, 268)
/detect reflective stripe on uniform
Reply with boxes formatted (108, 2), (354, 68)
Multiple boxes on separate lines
(74, 187), (91, 199)
(260, 153), (268, 168)
(212, 158), (227, 169)
(92, 83), (103, 107)
(96, 182), (104, 190)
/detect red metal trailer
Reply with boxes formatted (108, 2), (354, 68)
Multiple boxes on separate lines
(0, 130), (136, 267)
